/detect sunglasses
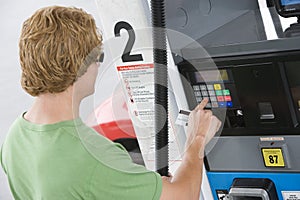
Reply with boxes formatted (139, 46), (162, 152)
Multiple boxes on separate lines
(95, 52), (104, 63)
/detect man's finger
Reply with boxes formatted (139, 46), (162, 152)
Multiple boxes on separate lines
(196, 98), (209, 111)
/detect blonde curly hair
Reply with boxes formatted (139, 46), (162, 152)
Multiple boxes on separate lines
(19, 6), (102, 96)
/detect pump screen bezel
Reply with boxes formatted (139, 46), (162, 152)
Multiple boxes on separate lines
(275, 0), (300, 17)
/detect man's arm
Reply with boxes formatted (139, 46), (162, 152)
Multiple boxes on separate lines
(160, 98), (221, 200)
(0, 143), (6, 174)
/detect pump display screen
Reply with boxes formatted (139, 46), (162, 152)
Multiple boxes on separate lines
(194, 69), (229, 82)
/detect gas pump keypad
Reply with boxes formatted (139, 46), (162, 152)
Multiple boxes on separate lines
(193, 83), (233, 108)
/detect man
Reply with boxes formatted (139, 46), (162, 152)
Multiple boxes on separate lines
(0, 6), (221, 200)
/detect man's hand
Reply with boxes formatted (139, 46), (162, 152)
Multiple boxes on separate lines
(160, 99), (221, 200)
(185, 98), (221, 159)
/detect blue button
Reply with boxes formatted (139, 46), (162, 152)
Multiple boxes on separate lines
(227, 101), (233, 108)
(218, 102), (226, 108)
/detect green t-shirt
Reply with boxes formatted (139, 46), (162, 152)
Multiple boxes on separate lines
(0, 114), (162, 200)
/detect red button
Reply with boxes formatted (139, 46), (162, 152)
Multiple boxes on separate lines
(224, 95), (231, 101)
(217, 96), (224, 102)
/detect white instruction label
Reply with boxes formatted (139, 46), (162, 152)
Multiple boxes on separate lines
(282, 192), (300, 200)
(117, 64), (154, 122)
(117, 63), (182, 171)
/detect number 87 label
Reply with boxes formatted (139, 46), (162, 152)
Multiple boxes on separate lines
(261, 148), (285, 167)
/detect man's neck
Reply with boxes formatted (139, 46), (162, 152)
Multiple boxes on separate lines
(24, 87), (81, 124)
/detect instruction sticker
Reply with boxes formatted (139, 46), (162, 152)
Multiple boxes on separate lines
(216, 190), (228, 200)
(261, 148), (285, 167)
(282, 192), (300, 200)
(117, 63), (182, 170)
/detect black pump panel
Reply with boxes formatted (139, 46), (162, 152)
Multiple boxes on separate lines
(231, 63), (292, 129)
(178, 49), (300, 136)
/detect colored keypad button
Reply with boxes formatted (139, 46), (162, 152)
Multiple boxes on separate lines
(215, 90), (223, 96)
(227, 101), (233, 108)
(223, 89), (230, 95)
(224, 95), (232, 101)
(217, 96), (224, 102)
(214, 84), (222, 90)
(218, 102), (226, 108)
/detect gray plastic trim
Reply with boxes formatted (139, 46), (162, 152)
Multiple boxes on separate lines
(228, 188), (270, 200)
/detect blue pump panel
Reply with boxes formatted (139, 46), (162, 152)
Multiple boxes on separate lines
(207, 172), (300, 200)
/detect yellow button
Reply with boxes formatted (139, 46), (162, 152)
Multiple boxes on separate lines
(261, 148), (285, 167)
(214, 84), (221, 90)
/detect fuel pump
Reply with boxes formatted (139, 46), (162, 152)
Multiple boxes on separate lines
(165, 0), (300, 199)
(94, 0), (300, 199)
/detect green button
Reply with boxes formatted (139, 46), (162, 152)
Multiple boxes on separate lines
(223, 89), (230, 95)
(215, 90), (223, 96)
